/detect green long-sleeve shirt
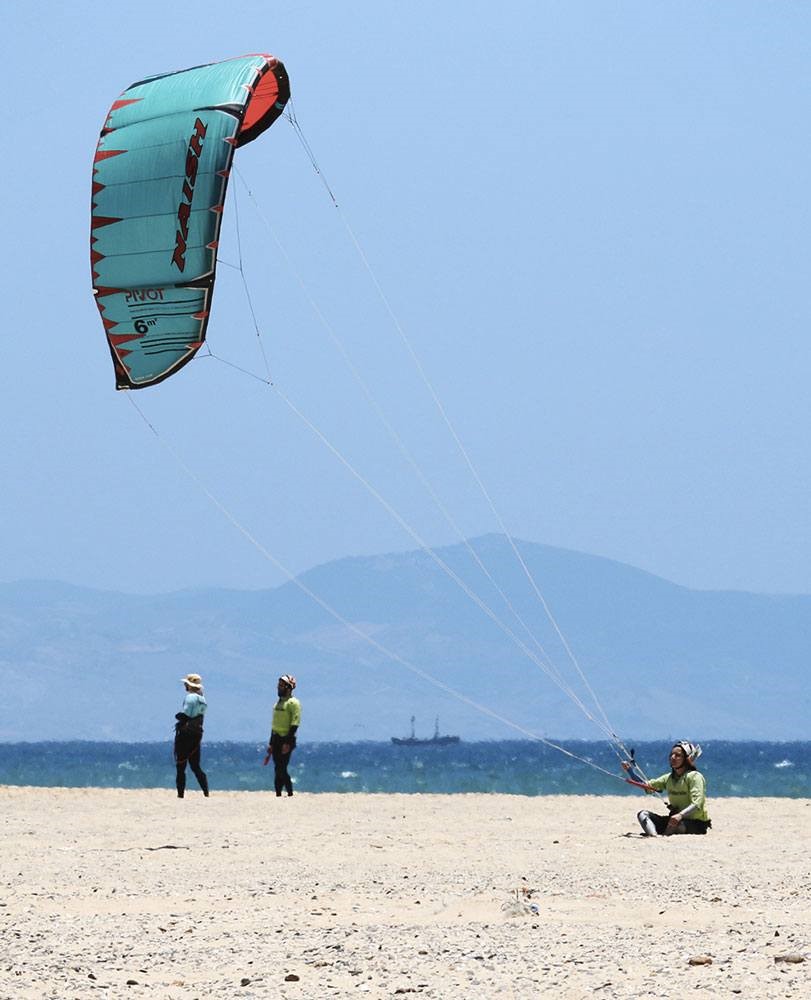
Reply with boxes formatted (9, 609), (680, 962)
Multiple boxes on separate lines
(648, 769), (709, 821)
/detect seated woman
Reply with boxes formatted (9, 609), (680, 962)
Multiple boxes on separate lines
(626, 741), (711, 836)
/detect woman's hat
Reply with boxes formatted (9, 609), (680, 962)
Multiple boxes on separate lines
(675, 740), (702, 763)
(278, 674), (297, 690)
(181, 673), (203, 691)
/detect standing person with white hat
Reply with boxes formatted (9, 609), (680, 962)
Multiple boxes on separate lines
(174, 673), (209, 798)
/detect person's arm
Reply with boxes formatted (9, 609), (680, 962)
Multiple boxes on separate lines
(676, 772), (705, 820)
(264, 705), (274, 762)
(645, 773), (669, 794)
(283, 700), (301, 749)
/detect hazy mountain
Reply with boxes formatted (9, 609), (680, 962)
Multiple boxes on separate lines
(1, 535), (808, 742)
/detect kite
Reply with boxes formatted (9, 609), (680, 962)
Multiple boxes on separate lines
(91, 55), (290, 389)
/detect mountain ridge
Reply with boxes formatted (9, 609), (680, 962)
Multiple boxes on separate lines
(1, 535), (808, 742)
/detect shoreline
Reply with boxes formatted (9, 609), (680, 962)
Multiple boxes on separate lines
(1, 784), (810, 799)
(2, 790), (809, 998)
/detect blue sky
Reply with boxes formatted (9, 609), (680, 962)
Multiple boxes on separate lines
(3, 1), (811, 595)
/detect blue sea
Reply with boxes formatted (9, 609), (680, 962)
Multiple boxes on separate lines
(0, 740), (808, 796)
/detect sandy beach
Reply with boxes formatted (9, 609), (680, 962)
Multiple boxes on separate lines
(1, 790), (809, 999)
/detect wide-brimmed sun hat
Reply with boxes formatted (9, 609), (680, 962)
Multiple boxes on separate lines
(180, 673), (203, 691)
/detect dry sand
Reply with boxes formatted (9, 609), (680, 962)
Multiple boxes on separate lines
(1, 789), (809, 999)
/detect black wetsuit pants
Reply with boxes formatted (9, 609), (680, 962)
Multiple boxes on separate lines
(174, 729), (209, 797)
(270, 734), (294, 796)
(639, 809), (710, 835)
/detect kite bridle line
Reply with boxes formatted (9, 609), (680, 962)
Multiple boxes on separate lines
(212, 187), (644, 773)
(220, 107), (644, 779)
(284, 101), (638, 772)
(225, 172), (630, 750)
(285, 101), (619, 721)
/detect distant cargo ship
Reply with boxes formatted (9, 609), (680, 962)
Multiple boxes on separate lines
(391, 716), (460, 746)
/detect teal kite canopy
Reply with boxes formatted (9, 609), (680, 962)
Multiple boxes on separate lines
(91, 55), (290, 389)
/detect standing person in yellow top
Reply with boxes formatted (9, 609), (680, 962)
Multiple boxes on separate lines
(626, 741), (711, 836)
(265, 675), (301, 797)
